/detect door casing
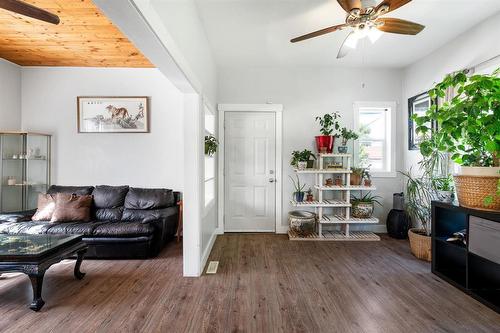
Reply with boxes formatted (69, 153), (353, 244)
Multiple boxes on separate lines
(217, 104), (284, 234)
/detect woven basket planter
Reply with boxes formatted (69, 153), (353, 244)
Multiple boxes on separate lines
(408, 228), (431, 262)
(454, 175), (500, 212)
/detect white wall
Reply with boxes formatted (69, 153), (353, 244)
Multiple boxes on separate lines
(218, 66), (404, 231)
(0, 59), (21, 130)
(402, 12), (500, 170)
(21, 67), (184, 190)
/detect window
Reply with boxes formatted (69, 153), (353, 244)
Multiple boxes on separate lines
(354, 102), (396, 177)
(204, 105), (216, 207)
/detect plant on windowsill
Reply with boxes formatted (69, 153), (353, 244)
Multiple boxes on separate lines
(338, 127), (359, 154)
(291, 149), (316, 170)
(315, 112), (341, 153)
(351, 192), (382, 218)
(205, 135), (218, 156)
(289, 175), (306, 202)
(399, 169), (435, 261)
(413, 68), (500, 211)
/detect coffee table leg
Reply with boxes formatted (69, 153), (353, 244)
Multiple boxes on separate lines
(28, 272), (45, 311)
(74, 249), (86, 280)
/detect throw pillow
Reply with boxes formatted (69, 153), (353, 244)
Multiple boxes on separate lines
(51, 193), (93, 222)
(32, 194), (57, 221)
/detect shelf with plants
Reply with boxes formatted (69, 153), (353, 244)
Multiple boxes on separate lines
(289, 112), (381, 241)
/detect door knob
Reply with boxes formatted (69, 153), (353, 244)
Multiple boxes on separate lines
(269, 178), (276, 183)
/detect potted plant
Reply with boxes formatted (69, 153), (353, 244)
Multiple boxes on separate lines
(289, 175), (306, 202)
(205, 135), (218, 156)
(315, 112), (341, 153)
(400, 170), (435, 261)
(350, 167), (364, 185)
(413, 68), (500, 211)
(306, 188), (314, 202)
(432, 175), (454, 203)
(362, 168), (372, 187)
(338, 127), (359, 154)
(290, 149), (316, 170)
(351, 192), (382, 218)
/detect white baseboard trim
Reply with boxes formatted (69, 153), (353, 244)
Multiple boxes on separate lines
(276, 226), (289, 234)
(200, 230), (218, 275)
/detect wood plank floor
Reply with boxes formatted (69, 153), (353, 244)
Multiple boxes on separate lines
(0, 234), (499, 332)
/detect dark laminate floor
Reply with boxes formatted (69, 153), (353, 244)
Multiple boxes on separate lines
(0, 234), (499, 332)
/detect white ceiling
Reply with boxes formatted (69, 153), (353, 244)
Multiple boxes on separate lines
(180, 0), (500, 68)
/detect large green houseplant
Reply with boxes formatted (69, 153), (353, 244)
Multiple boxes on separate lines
(413, 68), (500, 210)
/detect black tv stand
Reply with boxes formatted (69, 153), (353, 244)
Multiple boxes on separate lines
(432, 201), (500, 314)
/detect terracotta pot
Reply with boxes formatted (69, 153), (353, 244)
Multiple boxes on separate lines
(364, 179), (372, 187)
(315, 135), (335, 154)
(306, 194), (314, 202)
(350, 173), (362, 185)
(408, 228), (431, 262)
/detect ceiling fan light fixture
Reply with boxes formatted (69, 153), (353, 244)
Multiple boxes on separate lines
(368, 27), (383, 43)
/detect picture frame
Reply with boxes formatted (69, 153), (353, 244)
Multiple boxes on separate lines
(77, 96), (149, 133)
(408, 92), (437, 150)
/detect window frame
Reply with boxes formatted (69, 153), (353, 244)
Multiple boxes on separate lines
(353, 101), (397, 178)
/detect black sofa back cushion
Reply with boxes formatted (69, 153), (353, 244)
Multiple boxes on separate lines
(47, 185), (94, 196)
(121, 208), (167, 222)
(124, 188), (174, 210)
(92, 185), (129, 208)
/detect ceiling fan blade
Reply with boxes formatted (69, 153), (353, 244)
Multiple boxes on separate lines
(337, 0), (362, 13)
(376, 18), (424, 35)
(291, 24), (346, 43)
(0, 0), (60, 24)
(337, 31), (358, 59)
(375, 0), (411, 15)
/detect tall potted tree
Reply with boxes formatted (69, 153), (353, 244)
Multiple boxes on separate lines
(315, 112), (341, 153)
(414, 68), (500, 211)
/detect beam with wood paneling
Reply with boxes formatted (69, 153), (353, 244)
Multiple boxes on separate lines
(0, 0), (153, 67)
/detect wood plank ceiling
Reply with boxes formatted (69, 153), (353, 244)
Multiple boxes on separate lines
(0, 0), (153, 67)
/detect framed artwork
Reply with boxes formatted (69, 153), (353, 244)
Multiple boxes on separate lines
(408, 92), (437, 150)
(77, 96), (149, 133)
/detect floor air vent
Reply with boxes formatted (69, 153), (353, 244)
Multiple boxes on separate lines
(206, 261), (219, 274)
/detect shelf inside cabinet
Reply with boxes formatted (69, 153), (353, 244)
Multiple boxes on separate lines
(290, 200), (351, 208)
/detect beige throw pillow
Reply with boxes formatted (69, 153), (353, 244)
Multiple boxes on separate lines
(32, 194), (57, 221)
(51, 193), (93, 222)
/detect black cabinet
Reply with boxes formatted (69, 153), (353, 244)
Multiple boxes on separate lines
(432, 201), (500, 313)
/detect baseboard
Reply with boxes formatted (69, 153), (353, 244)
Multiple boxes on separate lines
(276, 225), (289, 234)
(200, 230), (218, 275)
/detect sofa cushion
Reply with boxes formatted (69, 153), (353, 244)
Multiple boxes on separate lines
(92, 221), (155, 237)
(45, 221), (108, 236)
(92, 185), (129, 208)
(122, 208), (168, 222)
(0, 221), (52, 235)
(124, 188), (174, 210)
(95, 207), (124, 222)
(47, 185), (94, 196)
(51, 194), (93, 222)
(32, 193), (56, 221)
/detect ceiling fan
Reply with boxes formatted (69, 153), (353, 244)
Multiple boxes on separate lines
(0, 0), (60, 24)
(290, 0), (424, 58)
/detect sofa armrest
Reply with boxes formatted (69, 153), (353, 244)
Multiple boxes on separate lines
(0, 209), (36, 223)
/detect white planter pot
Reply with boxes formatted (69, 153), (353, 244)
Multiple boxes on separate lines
(456, 166), (500, 177)
(297, 161), (307, 171)
(436, 190), (454, 203)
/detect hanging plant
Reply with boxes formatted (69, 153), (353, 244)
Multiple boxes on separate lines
(205, 135), (218, 156)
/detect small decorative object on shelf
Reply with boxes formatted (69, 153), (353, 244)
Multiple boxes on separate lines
(350, 167), (364, 185)
(334, 176), (342, 186)
(325, 178), (333, 186)
(289, 175), (306, 202)
(446, 229), (467, 245)
(315, 112), (341, 153)
(306, 188), (314, 202)
(351, 193), (382, 218)
(291, 149), (316, 170)
(363, 168), (372, 187)
(204, 135), (218, 156)
(327, 161), (343, 169)
(338, 127), (359, 154)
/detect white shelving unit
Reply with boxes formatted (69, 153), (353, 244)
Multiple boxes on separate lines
(289, 153), (380, 241)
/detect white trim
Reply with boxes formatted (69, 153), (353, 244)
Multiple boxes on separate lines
(217, 103), (283, 235)
(200, 230), (218, 274)
(353, 101), (397, 178)
(225, 230), (276, 233)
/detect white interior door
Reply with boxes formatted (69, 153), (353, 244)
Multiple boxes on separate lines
(224, 112), (276, 232)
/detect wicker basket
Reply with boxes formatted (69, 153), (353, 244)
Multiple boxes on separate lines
(408, 228), (431, 262)
(454, 175), (500, 211)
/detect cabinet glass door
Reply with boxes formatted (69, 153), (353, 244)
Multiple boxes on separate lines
(1, 134), (24, 212)
(26, 134), (50, 210)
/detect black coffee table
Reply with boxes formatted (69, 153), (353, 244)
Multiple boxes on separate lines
(0, 234), (87, 311)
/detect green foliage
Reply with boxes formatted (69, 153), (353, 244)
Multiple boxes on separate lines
(413, 68), (500, 167)
(289, 175), (306, 194)
(204, 135), (218, 156)
(431, 175), (454, 192)
(315, 112), (342, 136)
(290, 149), (316, 166)
(351, 167), (366, 176)
(340, 127), (359, 145)
(351, 192), (383, 206)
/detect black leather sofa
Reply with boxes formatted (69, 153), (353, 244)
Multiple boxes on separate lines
(0, 185), (180, 259)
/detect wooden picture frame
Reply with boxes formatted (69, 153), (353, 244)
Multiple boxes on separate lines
(408, 92), (437, 150)
(77, 96), (149, 133)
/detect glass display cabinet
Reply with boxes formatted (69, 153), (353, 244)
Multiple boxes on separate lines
(0, 132), (51, 213)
